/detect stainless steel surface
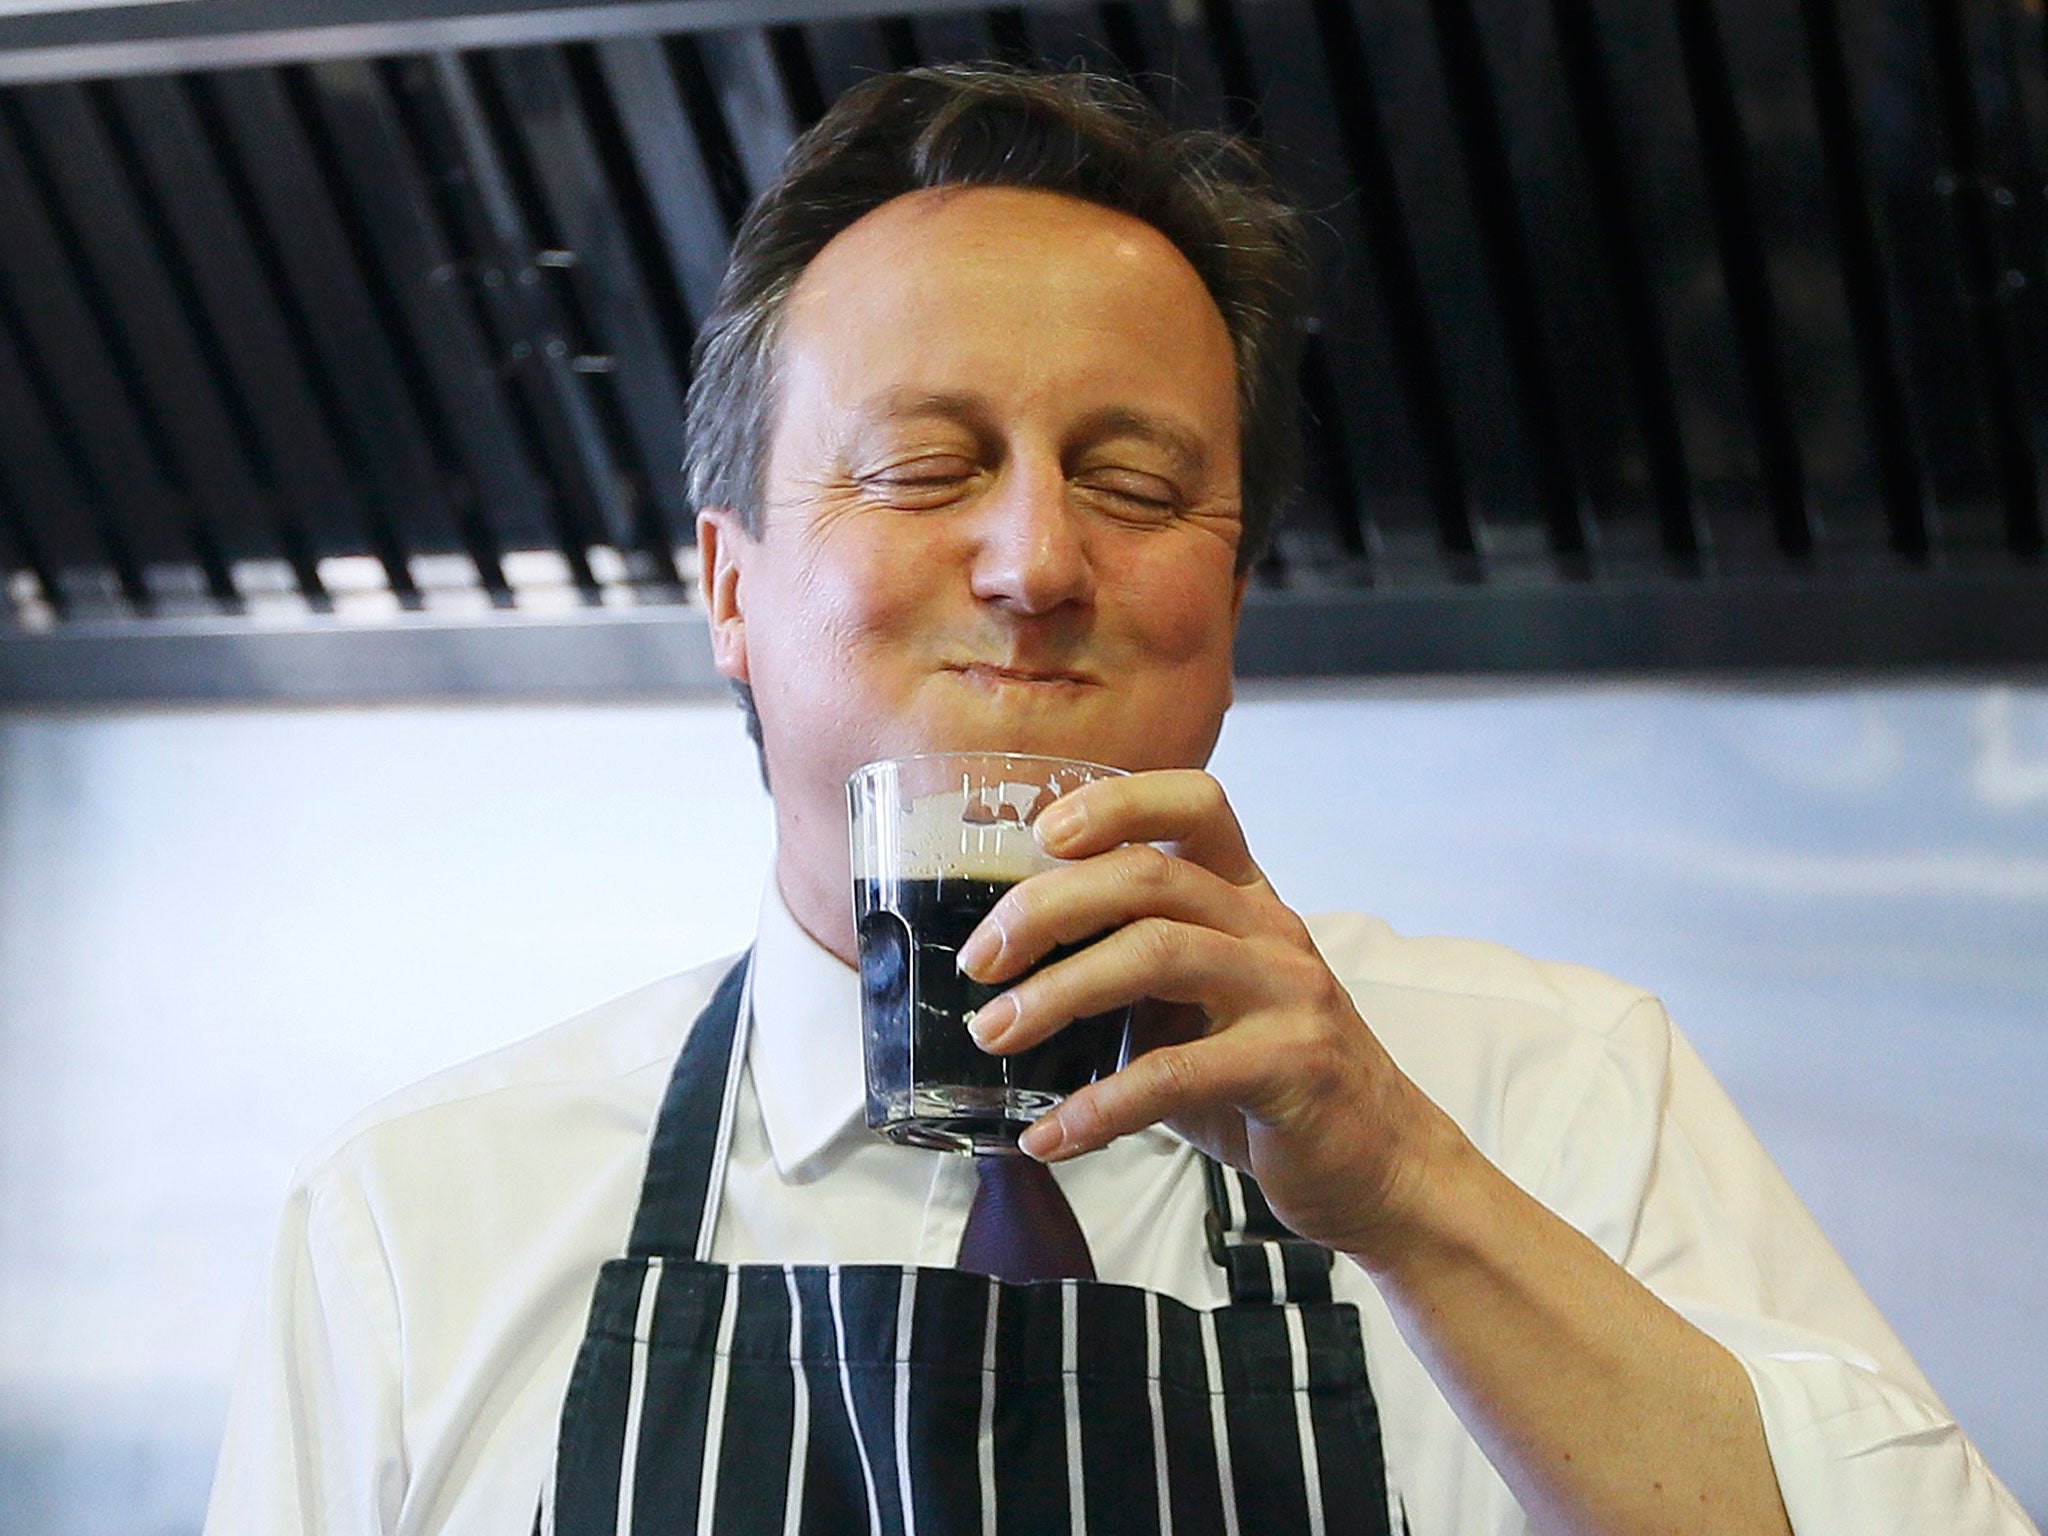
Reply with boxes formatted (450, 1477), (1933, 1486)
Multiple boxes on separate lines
(7, 573), (2048, 704)
(0, 0), (985, 84)
(0, 603), (727, 702)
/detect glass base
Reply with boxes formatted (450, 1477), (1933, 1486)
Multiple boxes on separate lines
(868, 1084), (1063, 1156)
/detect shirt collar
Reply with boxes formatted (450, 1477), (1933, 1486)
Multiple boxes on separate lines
(747, 876), (868, 1178)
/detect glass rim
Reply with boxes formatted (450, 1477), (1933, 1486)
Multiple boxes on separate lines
(847, 751), (1128, 784)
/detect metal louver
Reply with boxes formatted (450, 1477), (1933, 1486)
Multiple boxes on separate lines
(0, 0), (2044, 702)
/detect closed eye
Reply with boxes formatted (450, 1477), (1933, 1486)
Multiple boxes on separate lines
(858, 456), (982, 508)
(1073, 469), (1184, 519)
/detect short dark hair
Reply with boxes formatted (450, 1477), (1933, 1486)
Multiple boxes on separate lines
(688, 63), (1312, 552)
(685, 64), (1313, 780)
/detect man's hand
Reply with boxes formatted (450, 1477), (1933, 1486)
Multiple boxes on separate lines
(954, 766), (1461, 1267)
(957, 768), (1794, 1536)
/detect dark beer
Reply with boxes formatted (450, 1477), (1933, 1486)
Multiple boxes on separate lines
(857, 875), (1130, 1153)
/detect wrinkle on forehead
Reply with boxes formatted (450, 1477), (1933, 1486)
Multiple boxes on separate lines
(784, 186), (1230, 361)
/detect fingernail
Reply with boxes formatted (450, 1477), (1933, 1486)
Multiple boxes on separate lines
(1035, 798), (1083, 849)
(956, 917), (1002, 977)
(968, 994), (1016, 1049)
(1019, 1115), (1067, 1161)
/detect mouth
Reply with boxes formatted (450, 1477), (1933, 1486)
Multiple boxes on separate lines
(948, 661), (1096, 688)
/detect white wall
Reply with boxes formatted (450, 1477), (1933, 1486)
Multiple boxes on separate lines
(1, 681), (2042, 1529)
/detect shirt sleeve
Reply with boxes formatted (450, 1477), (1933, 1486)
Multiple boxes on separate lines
(202, 1159), (408, 1536)
(1588, 997), (2038, 1536)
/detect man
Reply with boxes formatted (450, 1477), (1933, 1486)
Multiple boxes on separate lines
(206, 66), (2035, 1534)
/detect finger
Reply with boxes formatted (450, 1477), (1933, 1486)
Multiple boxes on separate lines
(1034, 770), (1262, 886)
(1019, 1026), (1279, 1161)
(969, 917), (1279, 1055)
(958, 842), (1267, 984)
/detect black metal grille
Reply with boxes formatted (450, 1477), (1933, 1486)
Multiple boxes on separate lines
(0, 0), (2044, 691)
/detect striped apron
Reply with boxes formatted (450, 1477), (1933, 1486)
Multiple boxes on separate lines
(541, 958), (1395, 1536)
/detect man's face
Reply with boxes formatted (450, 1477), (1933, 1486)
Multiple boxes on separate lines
(702, 185), (1247, 858)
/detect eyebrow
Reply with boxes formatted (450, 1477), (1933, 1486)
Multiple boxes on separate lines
(1068, 406), (1212, 478)
(861, 389), (989, 427)
(857, 392), (1213, 477)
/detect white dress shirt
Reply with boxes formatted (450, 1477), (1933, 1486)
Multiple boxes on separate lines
(204, 881), (2037, 1536)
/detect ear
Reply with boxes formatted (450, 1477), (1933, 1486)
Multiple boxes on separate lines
(696, 507), (752, 686)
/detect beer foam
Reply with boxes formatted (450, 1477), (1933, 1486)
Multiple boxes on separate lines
(852, 781), (1059, 882)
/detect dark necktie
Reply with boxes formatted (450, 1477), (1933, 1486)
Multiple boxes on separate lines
(956, 1155), (1097, 1284)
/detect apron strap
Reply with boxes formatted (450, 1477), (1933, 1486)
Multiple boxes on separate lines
(626, 953), (751, 1260)
(1202, 1158), (1336, 1306)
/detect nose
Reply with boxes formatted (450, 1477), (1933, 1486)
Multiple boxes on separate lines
(968, 457), (1096, 616)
